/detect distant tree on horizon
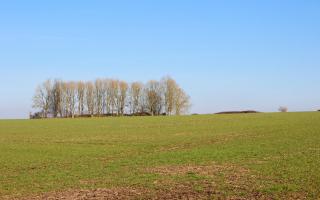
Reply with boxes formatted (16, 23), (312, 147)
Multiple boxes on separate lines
(32, 79), (52, 118)
(31, 76), (191, 118)
(279, 106), (288, 113)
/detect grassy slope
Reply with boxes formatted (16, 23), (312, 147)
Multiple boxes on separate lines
(0, 112), (319, 198)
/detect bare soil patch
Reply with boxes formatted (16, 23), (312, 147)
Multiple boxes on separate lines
(12, 183), (306, 200)
(16, 188), (148, 200)
(148, 163), (250, 177)
(146, 163), (306, 200)
(7, 164), (307, 200)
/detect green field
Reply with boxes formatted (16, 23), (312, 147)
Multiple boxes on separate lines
(0, 113), (319, 199)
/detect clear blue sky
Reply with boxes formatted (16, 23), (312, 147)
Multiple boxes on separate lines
(0, 0), (319, 119)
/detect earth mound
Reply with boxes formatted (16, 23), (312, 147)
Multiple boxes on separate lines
(215, 110), (260, 114)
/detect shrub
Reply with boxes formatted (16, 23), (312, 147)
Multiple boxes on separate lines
(279, 106), (288, 113)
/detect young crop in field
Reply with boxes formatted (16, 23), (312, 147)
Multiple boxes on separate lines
(0, 112), (319, 199)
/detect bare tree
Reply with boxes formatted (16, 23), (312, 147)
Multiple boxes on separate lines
(85, 81), (95, 116)
(51, 79), (63, 117)
(162, 77), (191, 115)
(145, 80), (163, 116)
(279, 106), (288, 113)
(119, 81), (128, 115)
(60, 82), (68, 117)
(32, 76), (191, 118)
(130, 82), (143, 114)
(94, 79), (104, 116)
(32, 79), (52, 118)
(162, 76), (178, 115)
(110, 79), (119, 115)
(140, 86), (148, 114)
(77, 81), (85, 116)
(104, 79), (112, 115)
(174, 87), (191, 115)
(65, 81), (77, 118)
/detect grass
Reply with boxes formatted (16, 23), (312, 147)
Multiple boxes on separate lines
(0, 112), (319, 199)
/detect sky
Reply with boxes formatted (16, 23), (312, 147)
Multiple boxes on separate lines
(0, 0), (320, 119)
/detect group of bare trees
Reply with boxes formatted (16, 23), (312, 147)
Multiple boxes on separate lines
(31, 77), (191, 118)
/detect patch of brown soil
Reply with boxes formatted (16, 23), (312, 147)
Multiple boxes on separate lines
(154, 180), (220, 200)
(147, 163), (268, 200)
(147, 163), (307, 200)
(7, 164), (307, 200)
(11, 184), (306, 200)
(15, 185), (240, 200)
(148, 163), (248, 176)
(18, 188), (148, 200)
